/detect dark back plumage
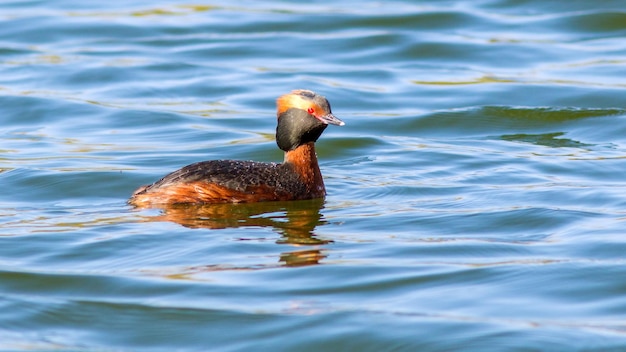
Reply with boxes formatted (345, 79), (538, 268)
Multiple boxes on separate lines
(134, 160), (310, 200)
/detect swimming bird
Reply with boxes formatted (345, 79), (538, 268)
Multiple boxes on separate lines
(129, 89), (344, 207)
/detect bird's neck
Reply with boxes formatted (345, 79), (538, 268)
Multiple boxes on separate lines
(284, 142), (325, 196)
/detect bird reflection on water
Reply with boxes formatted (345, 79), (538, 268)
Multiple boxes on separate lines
(139, 198), (330, 267)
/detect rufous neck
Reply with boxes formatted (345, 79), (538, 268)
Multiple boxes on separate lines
(284, 142), (325, 195)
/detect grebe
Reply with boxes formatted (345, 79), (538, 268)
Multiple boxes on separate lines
(129, 89), (344, 207)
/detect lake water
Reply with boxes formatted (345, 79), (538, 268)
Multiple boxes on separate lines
(2, 1), (626, 350)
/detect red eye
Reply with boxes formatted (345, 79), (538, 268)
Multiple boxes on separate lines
(307, 107), (315, 115)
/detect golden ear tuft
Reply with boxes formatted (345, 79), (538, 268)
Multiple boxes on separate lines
(276, 90), (319, 117)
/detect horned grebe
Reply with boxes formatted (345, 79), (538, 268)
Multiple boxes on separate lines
(129, 89), (344, 207)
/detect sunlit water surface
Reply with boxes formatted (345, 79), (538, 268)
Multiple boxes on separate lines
(2, 1), (626, 350)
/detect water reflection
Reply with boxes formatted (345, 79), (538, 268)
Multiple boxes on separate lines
(500, 132), (593, 148)
(142, 198), (330, 267)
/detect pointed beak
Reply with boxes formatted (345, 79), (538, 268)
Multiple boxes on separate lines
(318, 113), (345, 126)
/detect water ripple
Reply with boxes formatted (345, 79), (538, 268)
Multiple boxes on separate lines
(2, 0), (626, 350)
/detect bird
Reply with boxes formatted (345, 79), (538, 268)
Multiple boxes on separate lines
(128, 89), (344, 207)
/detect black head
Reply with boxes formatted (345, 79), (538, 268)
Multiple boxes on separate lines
(275, 90), (344, 151)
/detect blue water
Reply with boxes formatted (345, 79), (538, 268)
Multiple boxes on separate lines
(2, 1), (626, 350)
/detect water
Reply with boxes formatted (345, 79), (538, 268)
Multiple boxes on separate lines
(2, 0), (626, 350)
